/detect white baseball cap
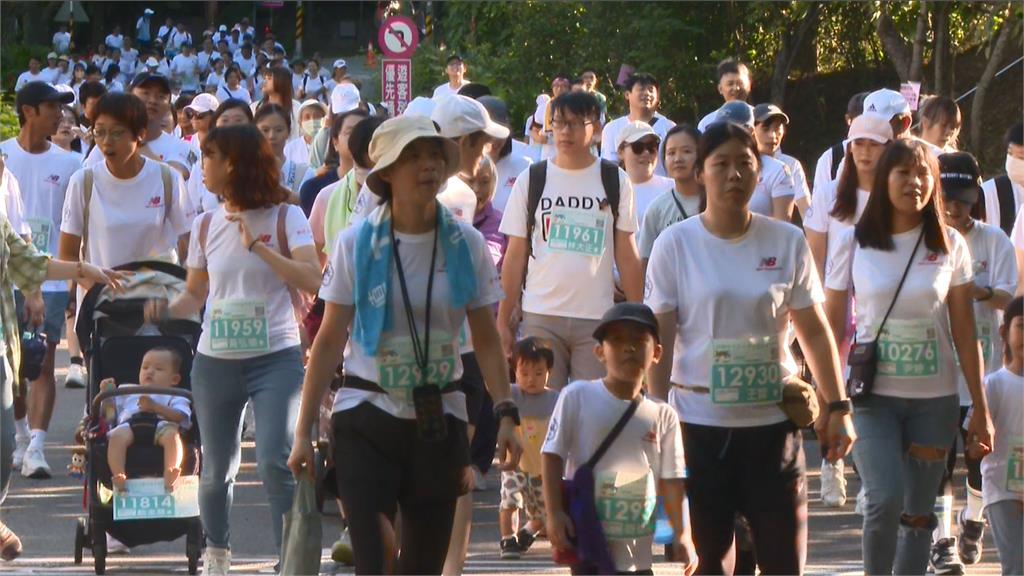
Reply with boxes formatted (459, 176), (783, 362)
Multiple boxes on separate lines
(366, 115), (460, 197)
(298, 99), (328, 117)
(332, 59), (347, 70)
(848, 113), (893, 144)
(145, 57), (159, 68)
(533, 94), (551, 127)
(863, 88), (911, 119)
(431, 94), (510, 140)
(330, 83), (361, 114)
(218, 25), (228, 32)
(144, 8), (154, 15)
(185, 93), (220, 115)
(615, 120), (659, 149)
(403, 96), (435, 118)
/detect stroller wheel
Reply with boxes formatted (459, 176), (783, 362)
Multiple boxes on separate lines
(186, 519), (203, 575)
(90, 520), (106, 575)
(74, 517), (87, 564)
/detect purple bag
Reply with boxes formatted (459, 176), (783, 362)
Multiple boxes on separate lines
(556, 397), (641, 575)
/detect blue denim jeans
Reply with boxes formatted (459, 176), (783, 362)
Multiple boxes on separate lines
(986, 500), (1023, 576)
(191, 347), (303, 550)
(852, 394), (959, 575)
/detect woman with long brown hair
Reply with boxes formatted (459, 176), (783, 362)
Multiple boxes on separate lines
(146, 124), (321, 575)
(823, 139), (994, 575)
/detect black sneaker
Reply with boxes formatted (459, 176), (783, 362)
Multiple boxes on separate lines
(957, 509), (985, 565)
(500, 537), (521, 560)
(930, 537), (965, 575)
(516, 528), (537, 553)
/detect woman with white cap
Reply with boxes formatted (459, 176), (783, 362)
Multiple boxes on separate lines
(283, 99), (328, 166)
(617, 120), (674, 227)
(823, 139), (993, 576)
(288, 115), (521, 575)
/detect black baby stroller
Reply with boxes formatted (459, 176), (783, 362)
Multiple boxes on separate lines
(71, 261), (204, 575)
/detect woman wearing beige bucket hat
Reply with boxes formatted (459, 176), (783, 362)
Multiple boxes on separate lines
(289, 115), (522, 574)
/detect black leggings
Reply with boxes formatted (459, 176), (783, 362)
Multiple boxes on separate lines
(938, 406), (982, 494)
(332, 402), (469, 574)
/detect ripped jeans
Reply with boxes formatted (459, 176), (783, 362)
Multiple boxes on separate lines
(852, 394), (959, 575)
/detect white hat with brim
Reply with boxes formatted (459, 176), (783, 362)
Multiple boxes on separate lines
(331, 83), (361, 114)
(144, 8), (154, 15)
(298, 99), (328, 116)
(848, 113), (893, 144)
(366, 115), (460, 198)
(185, 93), (220, 115)
(404, 96), (435, 118)
(615, 120), (659, 149)
(431, 94), (510, 140)
(333, 59), (347, 69)
(863, 88), (911, 120)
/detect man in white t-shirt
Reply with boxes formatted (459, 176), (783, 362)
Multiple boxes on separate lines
(753, 103), (810, 218)
(168, 22), (192, 56)
(980, 123), (1024, 236)
(136, 9), (154, 48)
(15, 57), (46, 91)
(39, 53), (62, 85)
(432, 54), (471, 101)
(170, 43), (200, 93)
(696, 58), (751, 132)
(196, 38), (217, 76)
(599, 73), (675, 176)
(498, 91), (643, 389)
(105, 26), (125, 51)
(52, 25), (72, 54)
(1, 81), (78, 480)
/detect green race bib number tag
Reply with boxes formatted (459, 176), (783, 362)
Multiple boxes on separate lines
(113, 476), (199, 521)
(595, 470), (657, 539)
(209, 299), (269, 353)
(377, 331), (457, 403)
(26, 218), (51, 254)
(878, 319), (939, 378)
(710, 336), (782, 405)
(1007, 437), (1024, 493)
(547, 207), (607, 257)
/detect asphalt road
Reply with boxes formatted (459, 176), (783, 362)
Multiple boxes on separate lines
(0, 343), (1004, 575)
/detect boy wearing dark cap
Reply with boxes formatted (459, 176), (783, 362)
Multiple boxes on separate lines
(542, 303), (696, 575)
(930, 151), (1018, 573)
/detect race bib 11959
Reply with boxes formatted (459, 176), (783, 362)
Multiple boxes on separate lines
(208, 299), (269, 353)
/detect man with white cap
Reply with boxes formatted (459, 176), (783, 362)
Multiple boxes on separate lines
(499, 90), (642, 391)
(212, 24), (229, 47)
(136, 8), (155, 50)
(39, 53), (62, 85)
(753, 103), (811, 217)
(324, 59), (348, 94)
(600, 73), (675, 175)
(711, 101), (796, 221)
(616, 120), (673, 226)
(183, 93), (221, 213)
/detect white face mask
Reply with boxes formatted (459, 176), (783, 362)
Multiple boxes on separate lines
(353, 165), (370, 185)
(301, 118), (323, 138)
(1006, 155), (1024, 186)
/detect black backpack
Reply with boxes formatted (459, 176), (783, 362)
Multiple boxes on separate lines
(829, 141), (847, 180)
(523, 159), (620, 283)
(994, 175), (1017, 236)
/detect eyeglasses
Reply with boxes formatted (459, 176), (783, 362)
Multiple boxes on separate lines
(92, 128), (129, 141)
(185, 111), (212, 120)
(629, 140), (660, 155)
(550, 119), (592, 132)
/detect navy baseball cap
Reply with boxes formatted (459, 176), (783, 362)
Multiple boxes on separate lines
(16, 82), (75, 110)
(593, 303), (661, 344)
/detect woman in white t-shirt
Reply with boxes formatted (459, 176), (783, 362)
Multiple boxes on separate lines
(638, 124), (703, 266)
(146, 124), (321, 574)
(617, 120), (674, 228)
(253, 67), (301, 139)
(805, 113), (892, 281)
(287, 115), (521, 575)
(254, 104), (311, 203)
(645, 122), (855, 575)
(215, 67), (250, 105)
(823, 139), (994, 576)
(59, 92), (192, 287)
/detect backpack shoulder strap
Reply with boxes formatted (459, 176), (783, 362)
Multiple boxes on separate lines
(829, 141), (845, 180)
(160, 163), (173, 225)
(599, 159), (620, 223)
(81, 168), (94, 261)
(525, 160), (548, 254)
(197, 211), (214, 259)
(277, 203), (291, 258)
(995, 175), (1016, 235)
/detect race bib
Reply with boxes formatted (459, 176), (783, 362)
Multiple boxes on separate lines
(208, 299), (269, 353)
(376, 331), (457, 403)
(1007, 437), (1024, 493)
(595, 470), (657, 539)
(710, 336), (782, 405)
(26, 218), (51, 253)
(113, 476), (199, 521)
(547, 207), (607, 257)
(878, 319), (939, 378)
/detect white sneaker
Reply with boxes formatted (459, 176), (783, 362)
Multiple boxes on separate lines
(11, 436), (29, 469)
(820, 459), (847, 507)
(65, 363), (86, 389)
(854, 486), (867, 516)
(20, 446), (51, 479)
(202, 546), (231, 575)
(106, 533), (130, 555)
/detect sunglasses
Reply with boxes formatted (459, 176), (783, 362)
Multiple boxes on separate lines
(629, 140), (659, 155)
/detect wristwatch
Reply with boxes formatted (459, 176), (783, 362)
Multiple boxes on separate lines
(493, 400), (521, 426)
(828, 399), (853, 415)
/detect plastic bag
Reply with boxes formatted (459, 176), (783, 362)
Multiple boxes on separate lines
(279, 477), (322, 575)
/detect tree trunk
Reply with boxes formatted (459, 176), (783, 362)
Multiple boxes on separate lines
(908, 0), (929, 85)
(876, 3), (912, 81)
(970, 7), (1016, 157)
(770, 2), (821, 105)
(206, 1), (218, 27)
(932, 1), (950, 96)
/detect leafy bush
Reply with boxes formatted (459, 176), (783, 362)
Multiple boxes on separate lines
(2, 44), (52, 93)
(0, 94), (18, 142)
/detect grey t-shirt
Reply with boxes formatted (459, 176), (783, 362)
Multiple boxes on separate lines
(511, 384), (560, 420)
(638, 188), (702, 258)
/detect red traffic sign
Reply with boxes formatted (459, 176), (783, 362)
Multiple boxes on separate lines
(378, 15), (419, 59)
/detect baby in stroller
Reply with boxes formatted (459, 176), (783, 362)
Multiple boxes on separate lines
(101, 347), (191, 492)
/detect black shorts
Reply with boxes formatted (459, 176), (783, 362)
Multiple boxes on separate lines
(461, 352), (485, 427)
(331, 401), (470, 515)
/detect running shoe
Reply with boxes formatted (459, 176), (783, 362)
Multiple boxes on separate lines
(516, 528), (537, 553)
(957, 509), (985, 565)
(500, 537), (521, 560)
(65, 362), (86, 389)
(11, 436), (29, 469)
(202, 546), (231, 575)
(930, 537), (965, 575)
(20, 446), (51, 479)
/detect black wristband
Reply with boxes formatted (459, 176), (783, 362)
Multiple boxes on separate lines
(248, 238), (260, 252)
(828, 399), (853, 415)
(494, 401), (521, 426)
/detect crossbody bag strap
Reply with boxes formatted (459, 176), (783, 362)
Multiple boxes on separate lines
(874, 228), (925, 339)
(81, 168), (94, 261)
(583, 395), (641, 470)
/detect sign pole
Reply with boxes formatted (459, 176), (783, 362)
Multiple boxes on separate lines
(295, 0), (303, 59)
